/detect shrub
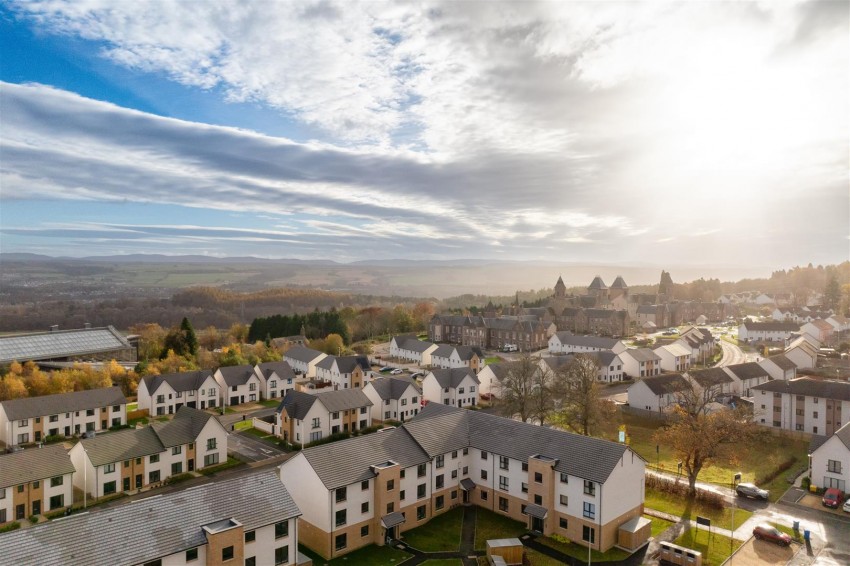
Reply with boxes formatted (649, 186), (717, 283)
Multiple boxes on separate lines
(801, 476), (811, 491)
(755, 456), (797, 486)
(550, 534), (571, 545)
(0, 522), (20, 533)
(645, 473), (725, 509)
(43, 434), (65, 444)
(360, 425), (384, 435)
(29, 515), (39, 524)
(166, 473), (194, 485)
(109, 424), (132, 431)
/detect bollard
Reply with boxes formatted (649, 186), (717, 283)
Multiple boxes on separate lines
(803, 530), (810, 542)
(793, 521), (799, 533)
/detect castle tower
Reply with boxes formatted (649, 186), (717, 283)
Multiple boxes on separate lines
(658, 271), (675, 303)
(554, 276), (567, 299)
(588, 276), (609, 301)
(610, 276), (629, 300)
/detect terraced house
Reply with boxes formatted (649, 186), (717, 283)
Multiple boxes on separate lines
(279, 403), (646, 560)
(69, 406), (228, 498)
(0, 387), (127, 448)
(214, 365), (263, 406)
(0, 444), (75, 524)
(0, 471), (301, 566)
(254, 360), (297, 400)
(137, 370), (219, 415)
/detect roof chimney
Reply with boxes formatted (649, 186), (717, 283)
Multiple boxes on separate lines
(50, 325), (59, 332)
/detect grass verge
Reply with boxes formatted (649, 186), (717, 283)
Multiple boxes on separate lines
(536, 537), (630, 562)
(645, 487), (753, 532)
(474, 507), (527, 550)
(646, 514), (675, 538)
(198, 456), (244, 476)
(298, 543), (410, 566)
(673, 528), (742, 566)
(402, 506), (463, 552)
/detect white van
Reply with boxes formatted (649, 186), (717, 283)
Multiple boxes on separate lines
(503, 344), (518, 352)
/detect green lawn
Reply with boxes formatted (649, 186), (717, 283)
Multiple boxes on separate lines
(259, 399), (281, 408)
(673, 529), (742, 566)
(126, 402), (138, 412)
(128, 417), (149, 427)
(519, 549), (563, 566)
(197, 456), (245, 476)
(474, 508), (527, 550)
(646, 514), (675, 538)
(422, 560), (463, 566)
(644, 487), (753, 531)
(298, 543), (410, 566)
(402, 507), (464, 552)
(484, 356), (501, 364)
(233, 420), (253, 431)
(243, 427), (276, 440)
(536, 536), (630, 562)
(620, 411), (808, 500)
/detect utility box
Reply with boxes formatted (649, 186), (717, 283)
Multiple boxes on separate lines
(486, 538), (523, 565)
(658, 541), (702, 566)
(618, 516), (652, 550)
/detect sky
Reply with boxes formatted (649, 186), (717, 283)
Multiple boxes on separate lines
(0, 0), (848, 270)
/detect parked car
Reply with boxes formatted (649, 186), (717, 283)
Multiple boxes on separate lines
(822, 488), (843, 508)
(390, 368), (404, 375)
(736, 482), (769, 501)
(843, 497), (850, 513)
(5, 445), (23, 454)
(752, 524), (792, 546)
(379, 367), (394, 373)
(81, 430), (96, 439)
(409, 372), (424, 379)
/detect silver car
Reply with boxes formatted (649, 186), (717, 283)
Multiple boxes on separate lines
(736, 482), (769, 500)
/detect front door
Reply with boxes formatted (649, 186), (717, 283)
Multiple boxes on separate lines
(230, 396), (239, 406)
(187, 401), (196, 409)
(31, 500), (40, 516)
(531, 516), (544, 533)
(101, 419), (107, 430)
(200, 400), (205, 409)
(123, 477), (131, 491)
(135, 474), (143, 489)
(462, 490), (469, 504)
(64, 426), (70, 436)
(188, 459), (195, 472)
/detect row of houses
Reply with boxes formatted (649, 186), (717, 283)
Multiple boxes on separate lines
(428, 315), (555, 351)
(1, 406), (228, 524)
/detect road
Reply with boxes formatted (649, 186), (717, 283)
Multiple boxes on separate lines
(718, 338), (749, 367)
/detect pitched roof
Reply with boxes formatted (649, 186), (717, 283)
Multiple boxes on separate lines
(554, 334), (620, 350)
(141, 370), (214, 395)
(741, 322), (800, 332)
(542, 356), (572, 372)
(276, 390), (319, 420)
(0, 471), (299, 566)
(610, 276), (628, 289)
(298, 428), (431, 490)
(313, 389), (373, 413)
(283, 345), (326, 364)
(0, 444), (76, 489)
(215, 364), (256, 386)
(752, 378), (850, 402)
(427, 368), (480, 389)
(316, 355), (370, 373)
(654, 343), (692, 357)
(588, 276), (608, 290)
(368, 376), (420, 401)
(688, 368), (734, 388)
(151, 406), (219, 448)
(432, 345), (457, 358)
(640, 373), (691, 395)
(623, 348), (661, 362)
(765, 355), (796, 371)
(0, 326), (133, 365)
(483, 362), (512, 381)
(637, 305), (659, 315)
(724, 362), (770, 381)
(255, 361), (295, 381)
(80, 426), (165, 467)
(454, 345), (481, 361)
(0, 387), (126, 421)
(393, 336), (436, 353)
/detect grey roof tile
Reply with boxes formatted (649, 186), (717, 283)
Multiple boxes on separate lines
(0, 444), (75, 489)
(553, 334), (621, 350)
(215, 365), (255, 386)
(141, 370), (214, 395)
(255, 361), (295, 381)
(313, 389), (373, 413)
(276, 390), (319, 420)
(641, 373), (691, 395)
(1, 387), (126, 421)
(428, 368), (480, 389)
(283, 345), (326, 364)
(753, 377), (850, 402)
(368, 376), (421, 401)
(80, 426), (164, 467)
(725, 362), (770, 381)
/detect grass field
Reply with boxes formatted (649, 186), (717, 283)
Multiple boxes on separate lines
(473, 508), (526, 550)
(536, 536), (630, 562)
(673, 529), (742, 566)
(298, 543), (410, 566)
(645, 487), (753, 531)
(646, 514), (675, 538)
(402, 507), (464, 552)
(233, 420), (253, 431)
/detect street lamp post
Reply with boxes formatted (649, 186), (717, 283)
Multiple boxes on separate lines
(731, 472), (741, 559)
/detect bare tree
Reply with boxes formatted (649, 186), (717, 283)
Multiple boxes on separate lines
(551, 354), (618, 436)
(495, 355), (539, 423)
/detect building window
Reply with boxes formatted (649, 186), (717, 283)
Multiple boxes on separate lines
(204, 453), (219, 466)
(534, 494), (542, 505)
(583, 502), (596, 519)
(245, 530), (256, 543)
(436, 474), (445, 489)
(387, 502), (394, 513)
(361, 480), (369, 490)
(417, 505), (427, 520)
(481, 451), (488, 460)
(582, 525), (595, 544)
(534, 472), (543, 483)
(463, 448), (469, 456)
(560, 473), (568, 484)
(559, 517), (568, 529)
(362, 501), (369, 513)
(207, 438), (217, 450)
(436, 495), (445, 510)
(335, 509), (347, 527)
(171, 462), (183, 475)
(332, 412), (339, 420)
(149, 454), (160, 464)
(222, 546), (234, 561)
(521, 482), (528, 493)
(185, 548), (198, 562)
(336, 487), (347, 503)
(522, 462), (528, 472)
(583, 480), (595, 496)
(481, 491), (488, 501)
(361, 525), (369, 537)
(50, 476), (63, 487)
(49, 494), (64, 510)
(560, 494), (568, 506)
(463, 466), (468, 475)
(813, 411), (819, 419)
(499, 497), (509, 512)
(312, 418), (320, 429)
(436, 455), (445, 468)
(387, 479), (395, 491)
(828, 460), (842, 474)
(172, 446), (182, 455)
(418, 463), (427, 477)
(499, 476), (509, 491)
(451, 490), (458, 500)
(499, 456), (509, 470)
(274, 546), (289, 565)
(418, 483), (426, 499)
(103, 481), (116, 495)
(481, 470), (488, 481)
(335, 534), (347, 551)
(400, 490), (406, 500)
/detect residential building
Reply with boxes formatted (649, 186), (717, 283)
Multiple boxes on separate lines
(315, 355), (371, 390)
(214, 365), (264, 406)
(0, 387), (127, 448)
(389, 335), (439, 366)
(627, 374), (691, 413)
(137, 370), (219, 415)
(589, 351), (627, 383)
(276, 389), (373, 445)
(652, 343), (692, 373)
(801, 320), (833, 343)
(0, 470), (301, 566)
(809, 422), (850, 492)
(723, 362), (771, 397)
(69, 406), (228, 498)
(254, 360), (297, 400)
(422, 368), (480, 407)
(687, 368), (735, 402)
(752, 378), (850, 435)
(547, 333), (627, 355)
(430, 345), (482, 373)
(620, 348), (661, 379)
(0, 444), (75, 524)
(0, 325), (136, 366)
(825, 314), (850, 333)
(363, 376), (422, 423)
(785, 335), (819, 369)
(738, 321), (800, 343)
(758, 355), (797, 381)
(283, 345), (328, 378)
(477, 362), (510, 397)
(428, 315), (553, 351)
(279, 402), (646, 560)
(676, 327), (716, 363)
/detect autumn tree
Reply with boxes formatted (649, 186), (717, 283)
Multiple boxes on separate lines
(412, 302), (436, 331)
(228, 322), (249, 344)
(0, 374), (28, 400)
(823, 272), (841, 311)
(495, 355), (542, 423)
(653, 383), (756, 495)
(129, 323), (167, 360)
(550, 355), (618, 436)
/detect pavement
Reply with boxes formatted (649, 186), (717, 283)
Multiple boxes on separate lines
(228, 429), (288, 463)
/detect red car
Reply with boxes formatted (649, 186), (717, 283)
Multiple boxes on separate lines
(823, 488), (843, 508)
(753, 524), (792, 546)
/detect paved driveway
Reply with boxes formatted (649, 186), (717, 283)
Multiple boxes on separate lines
(731, 536), (800, 566)
(228, 431), (287, 463)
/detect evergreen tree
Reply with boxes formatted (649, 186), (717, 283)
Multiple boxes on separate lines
(180, 317), (199, 356)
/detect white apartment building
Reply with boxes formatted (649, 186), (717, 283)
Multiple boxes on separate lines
(254, 360), (297, 400)
(315, 355), (371, 390)
(283, 345), (328, 378)
(652, 343), (692, 374)
(276, 389), (373, 445)
(389, 335), (439, 366)
(547, 332), (627, 355)
(738, 321), (800, 343)
(137, 370), (219, 415)
(752, 378), (850, 436)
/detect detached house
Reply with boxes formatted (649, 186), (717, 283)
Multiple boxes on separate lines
(758, 355), (797, 381)
(363, 376), (422, 423)
(652, 343), (692, 373)
(0, 470), (301, 566)
(0, 444), (75, 524)
(809, 422), (850, 493)
(477, 362), (510, 397)
(0, 387), (127, 448)
(801, 319), (833, 343)
(723, 362), (771, 397)
(431, 345), (482, 373)
(214, 365), (264, 407)
(283, 345), (328, 378)
(138, 370), (219, 415)
(620, 348), (661, 379)
(752, 377), (850, 435)
(627, 374), (691, 413)
(422, 368), (480, 407)
(276, 389), (373, 445)
(547, 332), (627, 356)
(279, 402), (646, 560)
(254, 360), (297, 400)
(315, 355), (371, 389)
(785, 335), (819, 369)
(69, 406), (228, 499)
(389, 335), (438, 366)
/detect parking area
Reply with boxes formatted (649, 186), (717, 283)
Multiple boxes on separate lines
(228, 431), (287, 463)
(797, 493), (849, 518)
(731, 537), (800, 565)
